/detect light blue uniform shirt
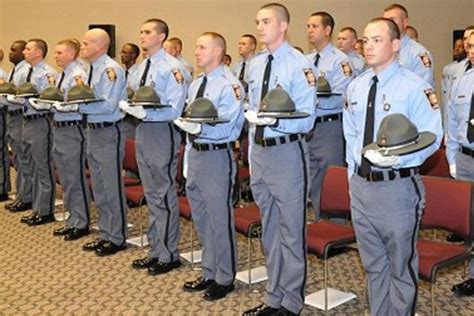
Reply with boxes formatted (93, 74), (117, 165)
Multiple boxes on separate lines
(53, 60), (87, 122)
(399, 35), (434, 86)
(1, 60), (29, 111)
(247, 41), (316, 139)
(446, 62), (474, 165)
(343, 61), (443, 178)
(80, 53), (125, 123)
(21, 61), (57, 116)
(347, 51), (366, 76)
(306, 43), (353, 117)
(128, 48), (187, 122)
(187, 65), (244, 144)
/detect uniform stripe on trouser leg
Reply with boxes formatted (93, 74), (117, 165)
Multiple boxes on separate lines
(409, 177), (422, 315)
(114, 125), (126, 242)
(46, 119), (55, 214)
(297, 141), (308, 303)
(78, 126), (90, 226)
(163, 123), (175, 261)
(226, 149), (236, 277)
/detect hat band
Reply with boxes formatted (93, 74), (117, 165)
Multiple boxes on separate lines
(378, 135), (421, 154)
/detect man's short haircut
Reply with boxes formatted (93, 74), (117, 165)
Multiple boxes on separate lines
(406, 25), (418, 39)
(384, 3), (409, 18)
(311, 11), (335, 36)
(168, 37), (183, 48)
(260, 3), (290, 23)
(13, 40), (27, 50)
(57, 38), (81, 58)
(369, 17), (401, 41)
(200, 32), (227, 55)
(144, 18), (169, 41)
(340, 26), (358, 39)
(125, 43), (140, 59)
(242, 34), (257, 47)
(28, 38), (48, 58)
(465, 25), (474, 32)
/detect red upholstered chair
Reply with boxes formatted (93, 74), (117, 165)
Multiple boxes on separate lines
(418, 176), (473, 315)
(306, 166), (356, 311)
(123, 138), (141, 187)
(124, 184), (146, 247)
(419, 148), (450, 178)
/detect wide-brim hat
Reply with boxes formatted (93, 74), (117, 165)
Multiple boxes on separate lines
(257, 89), (309, 119)
(362, 113), (436, 156)
(316, 76), (341, 97)
(131, 86), (170, 108)
(39, 86), (64, 102)
(0, 82), (17, 95)
(182, 98), (228, 123)
(66, 85), (98, 104)
(16, 82), (39, 97)
(127, 87), (134, 100)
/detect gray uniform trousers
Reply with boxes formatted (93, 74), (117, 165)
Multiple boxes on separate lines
(186, 146), (237, 286)
(7, 112), (32, 202)
(350, 174), (425, 316)
(87, 123), (127, 245)
(0, 109), (10, 195)
(250, 139), (309, 314)
(455, 151), (474, 277)
(23, 117), (55, 216)
(135, 122), (180, 262)
(307, 119), (345, 219)
(53, 124), (90, 229)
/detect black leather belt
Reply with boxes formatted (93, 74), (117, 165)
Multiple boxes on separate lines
(459, 145), (474, 158)
(255, 133), (302, 147)
(192, 142), (234, 152)
(356, 166), (419, 182)
(87, 119), (122, 129)
(315, 113), (342, 123)
(24, 113), (49, 121)
(54, 120), (82, 128)
(8, 109), (23, 116)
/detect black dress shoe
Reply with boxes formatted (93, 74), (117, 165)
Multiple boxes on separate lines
(147, 260), (181, 275)
(203, 282), (234, 301)
(446, 233), (464, 242)
(21, 213), (39, 223)
(10, 201), (32, 212)
(64, 227), (90, 241)
(27, 214), (55, 226)
(452, 278), (474, 296)
(183, 276), (215, 292)
(242, 303), (280, 316)
(132, 257), (158, 269)
(0, 193), (9, 202)
(53, 226), (74, 236)
(95, 241), (126, 257)
(273, 307), (299, 316)
(83, 239), (106, 251)
(5, 200), (16, 210)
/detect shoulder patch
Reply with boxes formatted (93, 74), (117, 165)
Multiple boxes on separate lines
(47, 74), (56, 85)
(341, 62), (353, 77)
(419, 52), (432, 68)
(106, 68), (117, 81)
(424, 89), (439, 109)
(232, 84), (242, 100)
(303, 68), (316, 86)
(74, 76), (85, 85)
(172, 69), (184, 84)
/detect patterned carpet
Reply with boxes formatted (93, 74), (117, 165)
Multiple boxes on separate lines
(0, 192), (473, 315)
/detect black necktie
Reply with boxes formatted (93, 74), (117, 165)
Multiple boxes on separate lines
(87, 65), (93, 86)
(195, 76), (207, 98)
(140, 59), (151, 87)
(26, 67), (33, 83)
(125, 69), (129, 80)
(57, 72), (65, 89)
(8, 66), (15, 82)
(239, 61), (246, 81)
(314, 53), (320, 68)
(255, 54), (273, 142)
(360, 76), (378, 175)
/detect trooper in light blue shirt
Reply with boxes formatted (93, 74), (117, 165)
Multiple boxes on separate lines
(383, 3), (434, 86)
(123, 18), (187, 276)
(17, 39), (57, 226)
(306, 11), (353, 220)
(120, 43), (141, 139)
(337, 26), (367, 76)
(164, 39), (193, 85)
(242, 4), (315, 316)
(343, 18), (442, 316)
(232, 34), (257, 84)
(80, 28), (128, 257)
(176, 32), (244, 302)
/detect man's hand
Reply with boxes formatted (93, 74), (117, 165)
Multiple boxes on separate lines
(173, 118), (201, 135)
(29, 98), (52, 111)
(364, 149), (400, 168)
(244, 110), (277, 126)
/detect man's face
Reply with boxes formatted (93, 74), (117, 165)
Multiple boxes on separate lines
(23, 42), (41, 63)
(195, 35), (220, 69)
(463, 30), (474, 52)
(363, 21), (399, 72)
(255, 8), (285, 46)
(120, 45), (136, 65)
(337, 30), (356, 53)
(453, 38), (465, 60)
(164, 41), (178, 58)
(54, 44), (75, 68)
(140, 22), (164, 51)
(467, 34), (474, 64)
(238, 36), (255, 58)
(81, 33), (100, 61)
(9, 42), (24, 64)
(383, 8), (408, 35)
(307, 15), (330, 46)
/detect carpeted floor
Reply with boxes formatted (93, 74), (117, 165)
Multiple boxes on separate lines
(1, 192), (473, 315)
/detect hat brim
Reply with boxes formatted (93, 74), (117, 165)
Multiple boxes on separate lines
(64, 98), (103, 105)
(317, 92), (342, 97)
(362, 132), (436, 156)
(131, 102), (171, 108)
(38, 98), (64, 104)
(16, 93), (39, 98)
(182, 117), (229, 124)
(257, 111), (310, 119)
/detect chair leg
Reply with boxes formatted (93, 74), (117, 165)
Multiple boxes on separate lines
(431, 283), (435, 316)
(247, 235), (252, 290)
(190, 221), (195, 269)
(324, 258), (328, 314)
(138, 201), (144, 248)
